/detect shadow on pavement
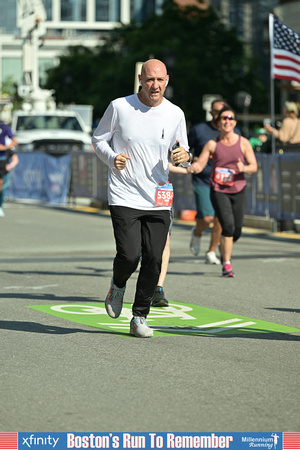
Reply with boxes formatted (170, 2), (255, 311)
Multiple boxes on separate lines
(0, 268), (111, 277)
(0, 293), (103, 302)
(0, 320), (124, 336)
(1, 319), (299, 340)
(265, 307), (300, 313)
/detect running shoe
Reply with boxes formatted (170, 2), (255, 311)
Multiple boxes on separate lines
(105, 279), (126, 318)
(205, 251), (221, 265)
(151, 287), (169, 307)
(130, 316), (153, 338)
(222, 263), (235, 278)
(190, 227), (201, 256)
(0, 207), (5, 217)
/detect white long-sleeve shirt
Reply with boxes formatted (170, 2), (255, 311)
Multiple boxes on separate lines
(92, 94), (189, 210)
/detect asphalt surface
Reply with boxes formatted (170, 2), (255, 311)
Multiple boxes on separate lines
(1, 201), (299, 433)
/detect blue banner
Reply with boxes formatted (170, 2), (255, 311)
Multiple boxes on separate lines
(5, 152), (300, 220)
(7, 153), (71, 205)
(1, 431), (298, 450)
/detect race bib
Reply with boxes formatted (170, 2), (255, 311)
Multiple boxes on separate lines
(214, 167), (235, 186)
(155, 183), (174, 207)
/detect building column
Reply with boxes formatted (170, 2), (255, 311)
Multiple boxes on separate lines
(87, 0), (96, 22)
(120, 0), (130, 24)
(52, 0), (60, 22)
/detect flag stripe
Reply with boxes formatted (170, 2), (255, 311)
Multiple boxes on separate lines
(275, 74), (300, 83)
(274, 64), (300, 75)
(274, 56), (300, 68)
(273, 69), (300, 81)
(274, 51), (300, 65)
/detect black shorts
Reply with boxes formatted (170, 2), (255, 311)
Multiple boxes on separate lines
(210, 188), (246, 240)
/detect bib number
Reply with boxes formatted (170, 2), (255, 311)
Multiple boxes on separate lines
(214, 167), (235, 186)
(155, 183), (174, 207)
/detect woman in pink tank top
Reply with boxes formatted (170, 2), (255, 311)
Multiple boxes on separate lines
(187, 105), (257, 277)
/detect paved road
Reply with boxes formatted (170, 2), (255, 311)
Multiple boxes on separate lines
(1, 201), (299, 432)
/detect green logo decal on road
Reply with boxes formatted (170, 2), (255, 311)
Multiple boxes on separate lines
(27, 302), (300, 337)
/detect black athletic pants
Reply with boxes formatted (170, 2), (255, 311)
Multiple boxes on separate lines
(210, 188), (246, 242)
(109, 206), (171, 317)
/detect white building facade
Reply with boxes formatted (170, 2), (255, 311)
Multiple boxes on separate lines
(0, 0), (163, 90)
(0, 0), (298, 98)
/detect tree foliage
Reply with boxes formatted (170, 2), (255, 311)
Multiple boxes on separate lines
(45, 0), (267, 125)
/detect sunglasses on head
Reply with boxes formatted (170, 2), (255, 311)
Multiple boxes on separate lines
(219, 115), (236, 121)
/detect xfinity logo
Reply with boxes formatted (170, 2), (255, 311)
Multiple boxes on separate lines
(22, 435), (59, 448)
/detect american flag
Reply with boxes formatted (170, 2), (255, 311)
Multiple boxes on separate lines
(0, 433), (18, 450)
(283, 433), (300, 450)
(271, 15), (300, 83)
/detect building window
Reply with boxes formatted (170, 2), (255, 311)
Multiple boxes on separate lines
(0, 0), (17, 34)
(96, 0), (120, 22)
(3, 58), (22, 84)
(61, 0), (87, 21)
(41, 0), (52, 20)
(130, 0), (155, 24)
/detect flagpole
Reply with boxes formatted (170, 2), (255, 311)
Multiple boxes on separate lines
(269, 13), (276, 155)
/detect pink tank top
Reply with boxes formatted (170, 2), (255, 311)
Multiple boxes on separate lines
(210, 135), (246, 193)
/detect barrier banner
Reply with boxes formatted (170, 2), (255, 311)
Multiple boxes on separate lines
(70, 152), (95, 198)
(69, 153), (108, 204)
(7, 153), (71, 204)
(0, 432), (299, 450)
(244, 171), (253, 215)
(7, 152), (300, 221)
(278, 154), (300, 220)
(95, 157), (109, 204)
(267, 154), (281, 219)
(169, 172), (196, 212)
(252, 154), (269, 217)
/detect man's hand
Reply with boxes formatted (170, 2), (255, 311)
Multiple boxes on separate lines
(172, 142), (190, 166)
(114, 153), (131, 170)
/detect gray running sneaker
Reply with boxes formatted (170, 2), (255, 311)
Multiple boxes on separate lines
(105, 279), (126, 318)
(151, 287), (169, 307)
(130, 316), (153, 338)
(190, 227), (201, 256)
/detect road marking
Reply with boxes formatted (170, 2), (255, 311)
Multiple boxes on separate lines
(260, 258), (287, 263)
(5, 284), (59, 290)
(102, 320), (257, 334)
(204, 322), (256, 333)
(27, 302), (300, 338)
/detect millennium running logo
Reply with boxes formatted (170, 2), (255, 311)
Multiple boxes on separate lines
(242, 433), (280, 449)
